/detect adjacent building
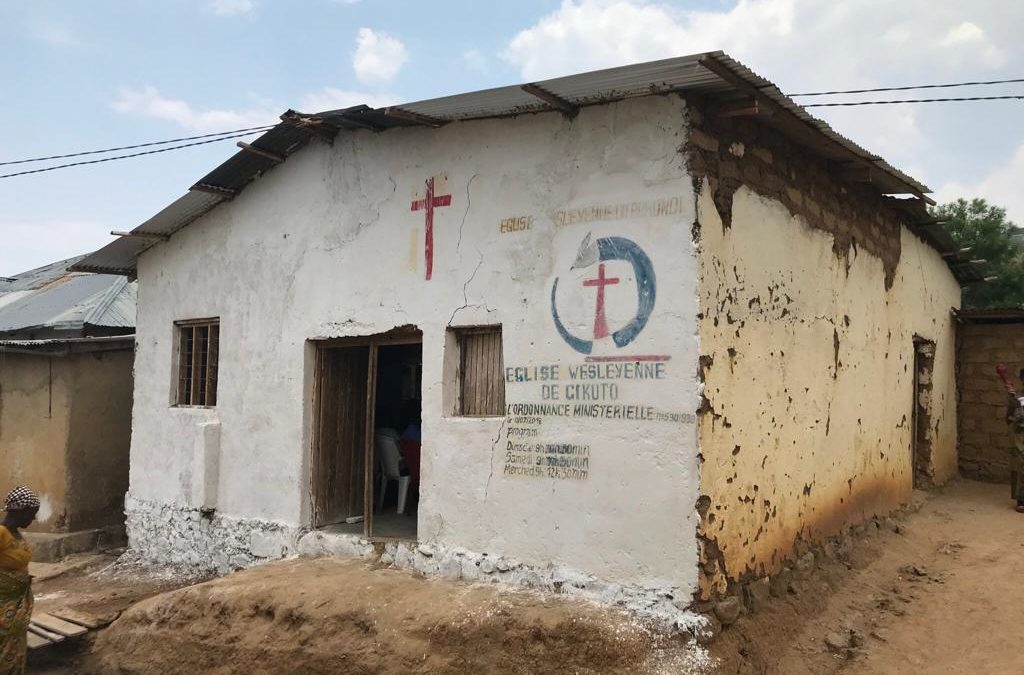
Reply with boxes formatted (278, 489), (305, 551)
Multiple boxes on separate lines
(0, 257), (136, 533)
(74, 52), (971, 618)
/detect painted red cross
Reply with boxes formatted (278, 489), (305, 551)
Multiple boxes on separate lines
(410, 176), (452, 281)
(583, 263), (620, 340)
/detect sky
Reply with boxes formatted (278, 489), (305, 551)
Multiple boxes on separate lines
(1, 0), (1022, 276)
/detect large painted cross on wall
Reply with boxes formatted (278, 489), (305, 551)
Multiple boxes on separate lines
(410, 176), (452, 281)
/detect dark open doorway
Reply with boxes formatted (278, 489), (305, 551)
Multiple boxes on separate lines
(912, 338), (936, 488)
(310, 328), (421, 540)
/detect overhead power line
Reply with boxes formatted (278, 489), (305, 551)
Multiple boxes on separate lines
(0, 124), (276, 167)
(791, 77), (1024, 97)
(803, 94), (1024, 107)
(2, 76), (1024, 181)
(0, 130), (264, 180)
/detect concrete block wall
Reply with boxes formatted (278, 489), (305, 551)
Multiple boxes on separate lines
(957, 322), (1024, 482)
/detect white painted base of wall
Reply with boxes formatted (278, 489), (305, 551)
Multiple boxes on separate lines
(125, 495), (301, 573)
(127, 497), (708, 635)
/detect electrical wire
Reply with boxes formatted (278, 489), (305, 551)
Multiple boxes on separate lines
(802, 94), (1024, 107)
(3, 77), (1024, 180)
(0, 130), (265, 180)
(791, 77), (1024, 97)
(0, 124), (277, 167)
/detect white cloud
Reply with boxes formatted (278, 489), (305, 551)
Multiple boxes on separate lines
(300, 87), (398, 112)
(0, 221), (112, 277)
(462, 49), (488, 74)
(503, 0), (1022, 204)
(207, 0), (254, 16)
(353, 28), (408, 84)
(111, 86), (278, 132)
(940, 21), (1003, 67)
(937, 143), (1024, 225)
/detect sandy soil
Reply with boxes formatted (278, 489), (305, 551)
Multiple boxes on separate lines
(711, 479), (1024, 674)
(85, 558), (706, 675)
(30, 553), (198, 623)
(28, 478), (1021, 674)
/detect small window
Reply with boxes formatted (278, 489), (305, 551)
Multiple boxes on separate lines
(454, 326), (505, 416)
(176, 319), (220, 407)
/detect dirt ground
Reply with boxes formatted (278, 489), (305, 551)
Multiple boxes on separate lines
(82, 558), (707, 675)
(26, 479), (1023, 674)
(712, 478), (1024, 674)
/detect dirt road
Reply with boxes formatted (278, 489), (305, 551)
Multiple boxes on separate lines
(714, 479), (1024, 674)
(28, 479), (1022, 674)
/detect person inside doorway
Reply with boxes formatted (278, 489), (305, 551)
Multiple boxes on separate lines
(400, 399), (422, 492)
(0, 486), (40, 674)
(1006, 370), (1024, 513)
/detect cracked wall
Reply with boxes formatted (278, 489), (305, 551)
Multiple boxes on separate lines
(129, 94), (701, 594)
(689, 119), (960, 597)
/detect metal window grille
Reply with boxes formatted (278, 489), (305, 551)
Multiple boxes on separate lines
(457, 326), (504, 416)
(176, 319), (220, 407)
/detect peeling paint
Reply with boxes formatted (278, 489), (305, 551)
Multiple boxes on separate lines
(691, 175), (960, 597)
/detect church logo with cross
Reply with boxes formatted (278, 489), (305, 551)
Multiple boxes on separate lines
(550, 233), (657, 355)
(410, 175), (453, 281)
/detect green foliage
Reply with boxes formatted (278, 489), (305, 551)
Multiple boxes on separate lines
(932, 198), (1024, 309)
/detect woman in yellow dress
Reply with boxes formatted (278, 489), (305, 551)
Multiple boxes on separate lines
(0, 487), (39, 675)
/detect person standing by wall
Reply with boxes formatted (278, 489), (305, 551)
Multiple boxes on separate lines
(0, 487), (40, 674)
(1006, 371), (1024, 513)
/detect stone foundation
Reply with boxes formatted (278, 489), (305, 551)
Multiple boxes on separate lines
(125, 495), (301, 573)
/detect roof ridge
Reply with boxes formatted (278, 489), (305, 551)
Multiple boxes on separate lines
(83, 276), (128, 326)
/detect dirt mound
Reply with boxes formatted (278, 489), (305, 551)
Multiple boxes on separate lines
(91, 557), (705, 674)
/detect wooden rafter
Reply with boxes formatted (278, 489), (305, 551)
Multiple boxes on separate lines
(384, 107), (447, 128)
(236, 141), (284, 163)
(190, 183), (237, 199)
(110, 230), (170, 241)
(521, 83), (579, 117)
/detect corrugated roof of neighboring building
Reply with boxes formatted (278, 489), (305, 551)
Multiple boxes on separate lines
(0, 256), (137, 336)
(73, 51), (950, 277)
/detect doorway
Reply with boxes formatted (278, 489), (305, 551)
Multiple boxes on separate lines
(310, 328), (422, 540)
(912, 338), (936, 488)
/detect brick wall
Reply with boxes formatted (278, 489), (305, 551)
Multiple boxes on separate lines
(684, 98), (904, 288)
(958, 322), (1024, 481)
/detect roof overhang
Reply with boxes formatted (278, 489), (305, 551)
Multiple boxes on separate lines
(0, 334), (135, 356)
(72, 51), (943, 277)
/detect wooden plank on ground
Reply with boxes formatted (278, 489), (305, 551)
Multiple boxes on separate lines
(50, 608), (109, 629)
(28, 624), (65, 643)
(27, 632), (53, 650)
(31, 613), (88, 638)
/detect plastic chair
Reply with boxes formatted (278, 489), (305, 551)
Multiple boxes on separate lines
(375, 431), (411, 514)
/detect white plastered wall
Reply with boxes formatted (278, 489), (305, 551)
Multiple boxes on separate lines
(128, 95), (702, 595)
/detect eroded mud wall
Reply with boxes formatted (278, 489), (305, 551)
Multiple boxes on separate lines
(689, 110), (960, 597)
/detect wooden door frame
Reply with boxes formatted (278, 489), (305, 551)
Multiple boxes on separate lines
(310, 328), (422, 540)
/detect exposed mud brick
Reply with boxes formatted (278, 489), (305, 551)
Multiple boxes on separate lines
(683, 97), (907, 288)
(957, 322), (1024, 483)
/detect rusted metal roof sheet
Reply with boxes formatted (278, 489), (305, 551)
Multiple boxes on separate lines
(72, 51), (941, 276)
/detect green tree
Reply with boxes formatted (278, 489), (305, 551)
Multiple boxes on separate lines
(932, 198), (1024, 309)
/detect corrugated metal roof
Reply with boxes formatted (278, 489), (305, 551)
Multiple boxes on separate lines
(73, 51), (945, 277)
(0, 257), (136, 336)
(0, 334), (135, 355)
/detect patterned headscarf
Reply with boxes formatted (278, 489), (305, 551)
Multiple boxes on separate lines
(4, 486), (40, 511)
